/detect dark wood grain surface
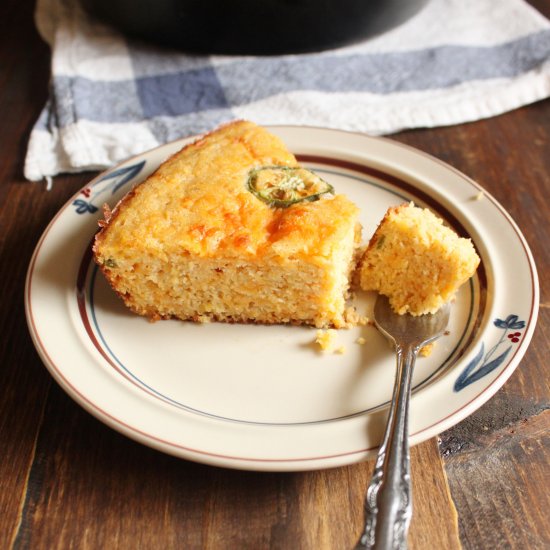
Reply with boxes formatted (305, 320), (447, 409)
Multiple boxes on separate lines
(1, 0), (549, 548)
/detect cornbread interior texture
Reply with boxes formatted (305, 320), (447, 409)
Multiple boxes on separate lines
(359, 203), (480, 315)
(93, 121), (361, 328)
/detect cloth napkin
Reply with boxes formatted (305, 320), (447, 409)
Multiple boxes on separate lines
(25, 0), (550, 184)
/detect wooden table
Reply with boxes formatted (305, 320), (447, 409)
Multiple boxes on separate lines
(1, 1), (549, 548)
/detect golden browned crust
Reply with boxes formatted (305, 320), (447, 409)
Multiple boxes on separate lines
(93, 120), (361, 327)
(94, 120), (250, 252)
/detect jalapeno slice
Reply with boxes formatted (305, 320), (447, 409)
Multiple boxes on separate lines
(247, 166), (334, 208)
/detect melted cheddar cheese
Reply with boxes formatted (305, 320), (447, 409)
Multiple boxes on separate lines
(97, 121), (358, 262)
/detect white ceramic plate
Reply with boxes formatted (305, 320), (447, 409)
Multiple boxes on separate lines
(25, 127), (539, 471)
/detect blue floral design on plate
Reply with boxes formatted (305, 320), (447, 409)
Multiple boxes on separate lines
(72, 160), (146, 215)
(454, 315), (526, 391)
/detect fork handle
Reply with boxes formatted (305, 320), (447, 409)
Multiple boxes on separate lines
(356, 343), (417, 550)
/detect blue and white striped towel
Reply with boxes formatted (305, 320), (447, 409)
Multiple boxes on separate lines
(25, 0), (550, 183)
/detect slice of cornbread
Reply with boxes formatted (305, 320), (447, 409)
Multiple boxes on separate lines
(93, 121), (361, 328)
(359, 203), (479, 315)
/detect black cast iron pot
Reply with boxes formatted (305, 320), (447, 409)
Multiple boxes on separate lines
(82, 0), (430, 55)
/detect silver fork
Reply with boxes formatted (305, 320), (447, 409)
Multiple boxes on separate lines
(356, 295), (451, 550)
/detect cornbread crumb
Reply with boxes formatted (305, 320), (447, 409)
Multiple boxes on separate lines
(359, 202), (479, 316)
(419, 343), (434, 357)
(356, 337), (366, 345)
(474, 191), (484, 201)
(343, 306), (370, 327)
(315, 329), (346, 354)
(315, 329), (337, 351)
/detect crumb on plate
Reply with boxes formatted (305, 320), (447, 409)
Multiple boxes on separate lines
(315, 329), (337, 351)
(419, 343), (435, 357)
(343, 306), (370, 327)
(471, 191), (484, 201)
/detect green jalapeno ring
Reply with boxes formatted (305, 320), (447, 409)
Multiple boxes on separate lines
(247, 165), (334, 208)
